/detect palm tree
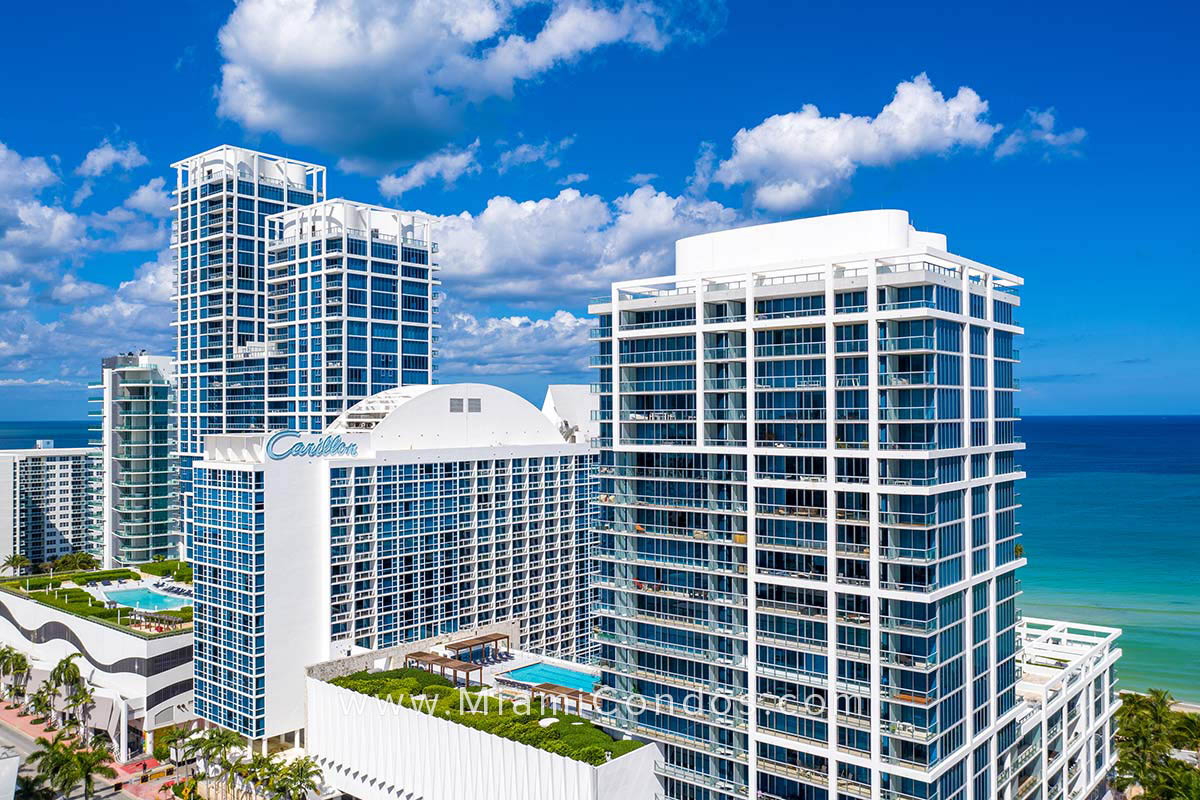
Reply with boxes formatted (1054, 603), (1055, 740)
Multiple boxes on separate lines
(1115, 690), (1181, 799)
(3, 553), (31, 576)
(29, 730), (80, 797)
(187, 728), (244, 799)
(241, 752), (281, 800)
(28, 685), (54, 724)
(47, 653), (84, 726)
(72, 745), (117, 800)
(273, 756), (322, 800)
(68, 683), (95, 734)
(0, 645), (16, 700)
(49, 653), (84, 693)
(9, 651), (30, 703)
(73, 552), (99, 572)
(1174, 713), (1200, 767)
(13, 774), (55, 800)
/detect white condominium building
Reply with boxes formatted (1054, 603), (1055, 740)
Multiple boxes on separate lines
(89, 353), (178, 566)
(586, 210), (1120, 800)
(0, 443), (98, 565)
(264, 198), (439, 432)
(171, 146), (438, 557)
(172, 145), (326, 452)
(189, 384), (594, 745)
(172, 145), (326, 554)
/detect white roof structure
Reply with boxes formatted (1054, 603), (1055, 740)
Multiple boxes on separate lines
(326, 383), (568, 449)
(541, 385), (598, 444)
(674, 209), (948, 276)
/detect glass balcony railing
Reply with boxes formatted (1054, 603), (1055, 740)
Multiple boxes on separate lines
(879, 335), (936, 351)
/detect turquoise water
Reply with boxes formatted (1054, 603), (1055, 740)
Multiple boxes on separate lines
(105, 588), (191, 611)
(2, 417), (1196, 699)
(1018, 417), (1200, 700)
(503, 663), (599, 692)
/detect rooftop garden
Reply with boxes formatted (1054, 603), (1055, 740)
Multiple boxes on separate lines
(328, 668), (643, 766)
(139, 558), (193, 583)
(0, 566), (192, 635)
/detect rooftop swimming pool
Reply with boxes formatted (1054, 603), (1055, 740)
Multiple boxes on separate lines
(502, 662), (598, 692)
(104, 587), (191, 612)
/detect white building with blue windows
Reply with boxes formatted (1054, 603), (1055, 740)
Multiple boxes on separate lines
(586, 210), (1121, 800)
(264, 199), (438, 432)
(190, 384), (595, 746)
(89, 352), (178, 566)
(171, 146), (438, 558)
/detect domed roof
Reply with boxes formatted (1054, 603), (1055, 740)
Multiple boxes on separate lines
(326, 384), (568, 449)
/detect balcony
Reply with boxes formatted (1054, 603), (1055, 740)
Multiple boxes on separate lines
(879, 335), (936, 351)
(880, 371), (935, 387)
(620, 349), (696, 364)
(755, 343), (825, 358)
(878, 299), (937, 312)
(879, 545), (938, 563)
(704, 346), (746, 360)
(620, 379), (696, 393)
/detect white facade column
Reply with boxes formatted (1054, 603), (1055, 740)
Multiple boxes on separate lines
(119, 700), (129, 762)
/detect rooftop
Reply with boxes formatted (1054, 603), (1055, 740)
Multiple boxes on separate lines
(325, 383), (576, 450)
(0, 564), (193, 638)
(1016, 617), (1121, 707)
(324, 667), (641, 765)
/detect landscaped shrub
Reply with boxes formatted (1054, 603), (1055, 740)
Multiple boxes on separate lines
(1, 568), (138, 591)
(332, 668), (643, 765)
(139, 560), (193, 584)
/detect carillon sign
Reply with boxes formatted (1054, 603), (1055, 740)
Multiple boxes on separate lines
(266, 431), (360, 460)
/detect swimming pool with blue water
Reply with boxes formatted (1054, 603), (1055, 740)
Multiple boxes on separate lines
(104, 587), (191, 612)
(502, 663), (598, 692)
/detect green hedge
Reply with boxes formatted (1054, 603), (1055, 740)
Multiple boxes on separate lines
(331, 668), (642, 765)
(22, 588), (191, 626)
(1, 568), (138, 591)
(138, 560), (193, 584)
(28, 589), (122, 621)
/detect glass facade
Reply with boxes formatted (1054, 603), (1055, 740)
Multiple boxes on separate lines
(327, 454), (595, 656)
(88, 354), (177, 565)
(192, 465), (265, 737)
(589, 252), (1028, 800)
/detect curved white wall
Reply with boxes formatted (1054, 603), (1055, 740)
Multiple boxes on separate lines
(0, 590), (192, 726)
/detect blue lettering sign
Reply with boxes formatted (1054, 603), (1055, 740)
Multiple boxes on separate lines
(266, 431), (359, 461)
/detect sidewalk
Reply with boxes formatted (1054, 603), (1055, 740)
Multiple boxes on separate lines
(0, 701), (174, 800)
(0, 700), (61, 742)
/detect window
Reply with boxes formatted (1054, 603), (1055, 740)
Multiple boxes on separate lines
(449, 398), (464, 413)
(468, 398), (482, 413)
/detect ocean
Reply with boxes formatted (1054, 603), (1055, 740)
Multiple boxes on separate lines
(1016, 416), (1200, 701)
(1, 416), (1196, 699)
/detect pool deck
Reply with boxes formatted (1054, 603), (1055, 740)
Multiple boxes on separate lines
(81, 578), (194, 609)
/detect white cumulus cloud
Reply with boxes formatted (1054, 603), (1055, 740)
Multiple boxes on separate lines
(77, 139), (148, 177)
(215, 0), (717, 168)
(712, 73), (1000, 212)
(378, 140), (481, 198)
(433, 183), (739, 303)
(496, 136), (573, 174)
(124, 177), (174, 217)
(440, 306), (592, 376)
(51, 273), (109, 304)
(995, 108), (1086, 159)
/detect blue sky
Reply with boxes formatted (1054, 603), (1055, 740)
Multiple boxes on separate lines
(0, 0), (1196, 419)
